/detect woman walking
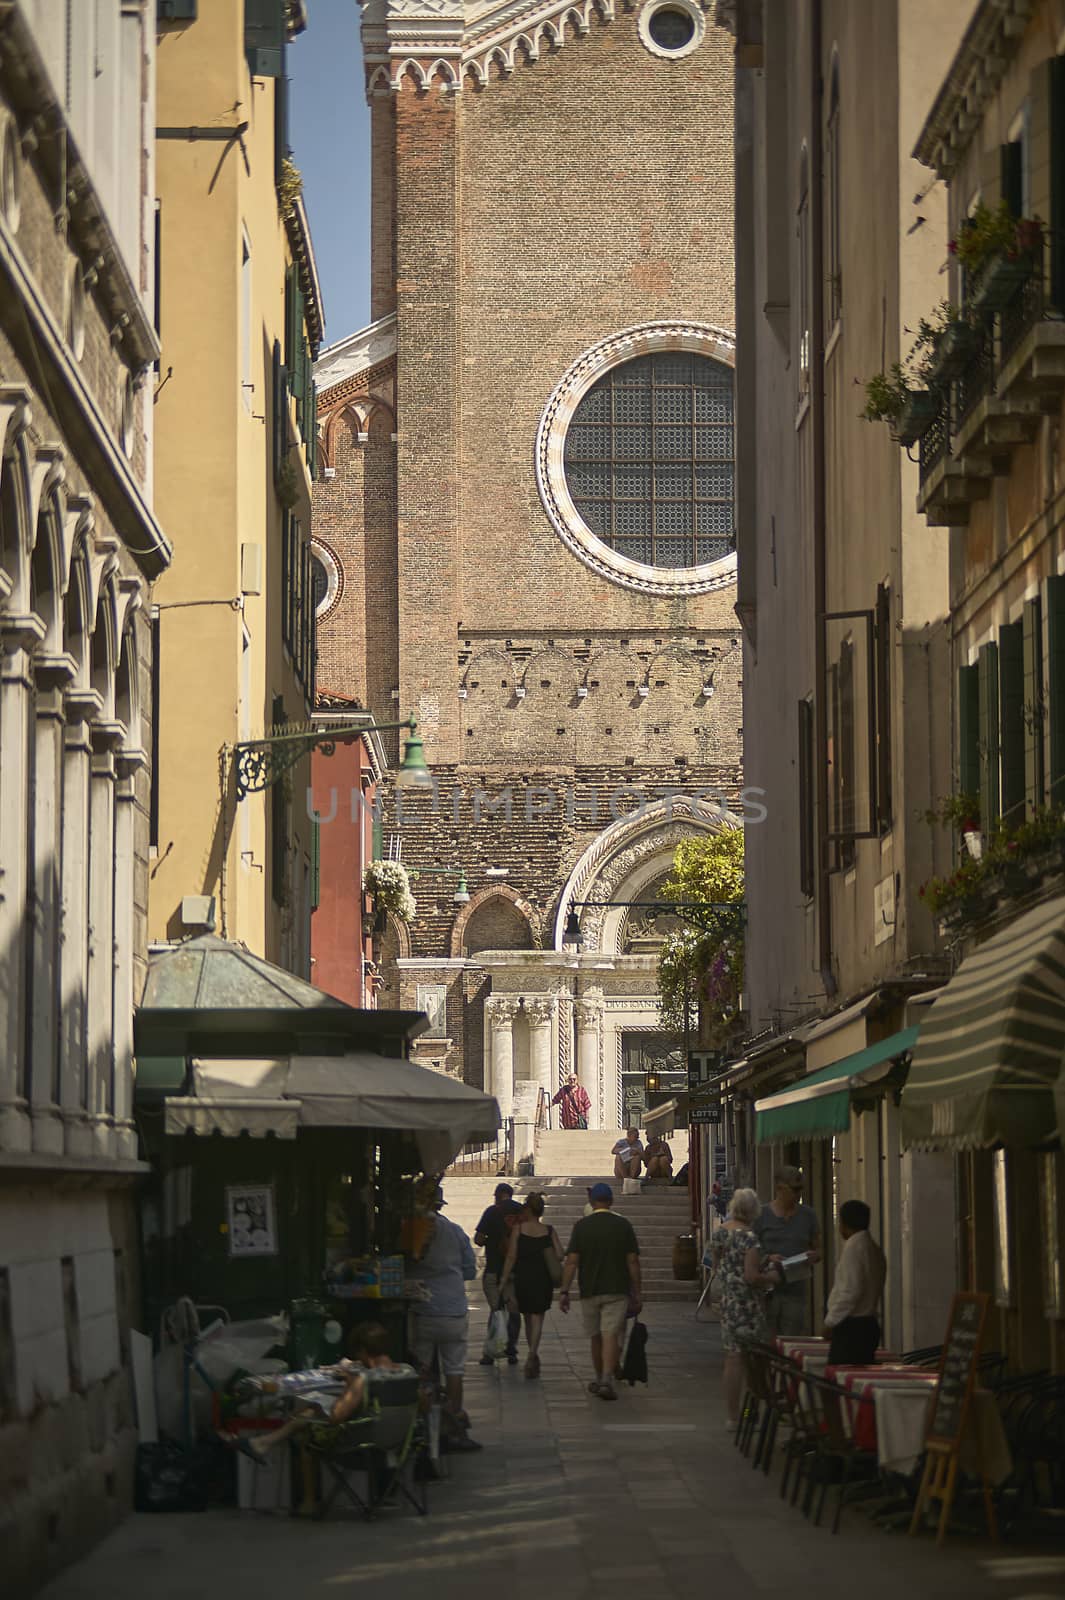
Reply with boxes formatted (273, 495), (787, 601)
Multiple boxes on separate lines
(713, 1187), (781, 1430)
(500, 1192), (563, 1379)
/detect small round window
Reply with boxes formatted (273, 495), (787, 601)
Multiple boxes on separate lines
(638, 0), (704, 59)
(310, 540), (342, 620)
(649, 7), (694, 50)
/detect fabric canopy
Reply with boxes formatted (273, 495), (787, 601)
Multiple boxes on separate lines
(902, 896), (1065, 1151)
(755, 1027), (918, 1145)
(165, 1052), (500, 1169)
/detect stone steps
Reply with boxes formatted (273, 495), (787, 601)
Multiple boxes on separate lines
(533, 1128), (689, 1176)
(442, 1173), (700, 1301)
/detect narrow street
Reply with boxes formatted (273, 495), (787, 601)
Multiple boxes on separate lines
(39, 1306), (1063, 1600)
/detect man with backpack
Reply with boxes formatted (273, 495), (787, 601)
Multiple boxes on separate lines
(474, 1182), (522, 1365)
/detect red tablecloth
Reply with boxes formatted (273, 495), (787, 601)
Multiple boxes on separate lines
(844, 1373), (938, 1451)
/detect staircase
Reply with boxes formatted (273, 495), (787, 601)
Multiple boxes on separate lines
(438, 1171), (697, 1305)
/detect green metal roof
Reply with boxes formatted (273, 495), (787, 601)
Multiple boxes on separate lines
(755, 1026), (919, 1145)
(141, 935), (351, 1012)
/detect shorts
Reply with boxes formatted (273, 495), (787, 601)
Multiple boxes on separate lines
(765, 1291), (810, 1338)
(411, 1314), (469, 1378)
(580, 1294), (629, 1338)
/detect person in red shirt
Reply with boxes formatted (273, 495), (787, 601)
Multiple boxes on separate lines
(552, 1074), (591, 1129)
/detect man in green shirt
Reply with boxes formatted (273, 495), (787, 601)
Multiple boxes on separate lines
(560, 1182), (641, 1401)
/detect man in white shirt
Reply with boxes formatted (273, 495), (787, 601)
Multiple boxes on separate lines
(821, 1199), (887, 1366)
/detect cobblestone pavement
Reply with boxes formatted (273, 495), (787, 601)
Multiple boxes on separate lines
(41, 1305), (1065, 1600)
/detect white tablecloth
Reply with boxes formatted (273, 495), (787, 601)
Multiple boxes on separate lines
(875, 1386), (1012, 1483)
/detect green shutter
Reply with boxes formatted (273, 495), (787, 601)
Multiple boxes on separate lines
(1050, 57), (1065, 311)
(310, 812), (321, 911)
(272, 339), (288, 485)
(978, 642), (1001, 832)
(285, 266), (305, 397)
(958, 663), (980, 803)
(1047, 574), (1065, 803)
(1023, 596), (1045, 813)
(999, 622), (1024, 827)
(245, 0), (285, 78)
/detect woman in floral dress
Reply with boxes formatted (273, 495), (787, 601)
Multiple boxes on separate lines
(713, 1187), (782, 1429)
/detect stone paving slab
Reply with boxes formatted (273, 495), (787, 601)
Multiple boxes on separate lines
(39, 1305), (1065, 1600)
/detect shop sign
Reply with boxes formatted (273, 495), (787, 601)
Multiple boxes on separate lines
(687, 1049), (722, 1092)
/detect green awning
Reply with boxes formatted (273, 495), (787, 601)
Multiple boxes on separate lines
(755, 1027), (919, 1144)
(902, 896), (1065, 1151)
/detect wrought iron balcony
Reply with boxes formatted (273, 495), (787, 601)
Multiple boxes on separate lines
(917, 233), (1065, 526)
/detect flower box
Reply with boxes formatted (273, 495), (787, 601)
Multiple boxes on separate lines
(928, 321), (981, 382)
(893, 389), (940, 447)
(969, 250), (1035, 313)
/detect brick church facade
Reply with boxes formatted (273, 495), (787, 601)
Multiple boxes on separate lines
(311, 0), (744, 1139)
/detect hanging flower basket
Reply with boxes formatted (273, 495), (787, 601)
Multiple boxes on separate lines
(893, 388), (940, 447)
(969, 249), (1036, 313)
(363, 860), (416, 924)
(927, 320), (981, 382)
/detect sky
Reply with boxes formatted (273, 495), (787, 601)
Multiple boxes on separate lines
(290, 0), (372, 347)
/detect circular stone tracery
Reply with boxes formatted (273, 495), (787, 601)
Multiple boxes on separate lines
(637, 0), (705, 60)
(536, 322), (737, 597)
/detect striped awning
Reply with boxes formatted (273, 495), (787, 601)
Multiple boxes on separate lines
(902, 896), (1065, 1151)
(755, 1027), (917, 1144)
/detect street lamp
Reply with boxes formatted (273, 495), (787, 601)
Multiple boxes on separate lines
(229, 715), (433, 800)
(409, 866), (470, 905)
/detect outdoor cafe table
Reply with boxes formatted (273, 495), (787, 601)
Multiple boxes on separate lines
(826, 1368), (938, 1452)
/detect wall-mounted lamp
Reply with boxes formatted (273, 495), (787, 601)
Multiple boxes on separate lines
(229, 716), (432, 800)
(409, 865), (470, 904)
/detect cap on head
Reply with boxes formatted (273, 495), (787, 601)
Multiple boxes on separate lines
(589, 1182), (613, 1204)
(494, 1182), (514, 1198)
(777, 1165), (803, 1191)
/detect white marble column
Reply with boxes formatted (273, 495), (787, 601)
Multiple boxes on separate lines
(575, 996), (603, 1131)
(86, 727), (120, 1160)
(112, 754), (143, 1160)
(59, 692), (98, 1155)
(0, 628), (42, 1153)
(28, 667), (72, 1155)
(486, 996), (518, 1120)
(526, 998), (554, 1101)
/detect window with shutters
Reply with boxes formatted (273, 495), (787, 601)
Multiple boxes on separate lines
(875, 583), (892, 830)
(797, 146), (811, 402)
(798, 698), (815, 899)
(999, 621), (1024, 829)
(978, 642), (1001, 834)
(271, 696), (288, 907)
(958, 663), (980, 806)
(245, 0), (285, 78)
(1047, 574), (1065, 805)
(825, 54), (842, 330)
(1023, 595), (1045, 813)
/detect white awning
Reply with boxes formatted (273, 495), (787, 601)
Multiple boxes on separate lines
(164, 1097), (299, 1140)
(169, 1052), (500, 1168)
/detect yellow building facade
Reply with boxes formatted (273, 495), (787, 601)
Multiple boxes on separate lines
(152, 1), (322, 970)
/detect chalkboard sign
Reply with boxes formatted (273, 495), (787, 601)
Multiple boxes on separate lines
(926, 1291), (989, 1448)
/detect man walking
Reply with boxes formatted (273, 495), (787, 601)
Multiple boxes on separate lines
(552, 1073), (591, 1129)
(409, 1185), (482, 1451)
(474, 1181), (522, 1365)
(821, 1199), (887, 1365)
(560, 1182), (641, 1402)
(753, 1165), (821, 1337)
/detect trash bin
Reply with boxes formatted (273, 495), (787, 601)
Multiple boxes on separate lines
(672, 1234), (698, 1281)
(288, 1298), (329, 1369)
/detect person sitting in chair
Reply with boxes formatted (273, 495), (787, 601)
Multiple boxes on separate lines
(220, 1322), (395, 1465)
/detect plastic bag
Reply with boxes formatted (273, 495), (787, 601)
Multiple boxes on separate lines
(487, 1308), (509, 1358)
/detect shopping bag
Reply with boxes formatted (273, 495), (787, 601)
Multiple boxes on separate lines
(487, 1307), (509, 1358)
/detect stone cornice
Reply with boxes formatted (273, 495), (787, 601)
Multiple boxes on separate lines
(315, 313), (398, 399)
(913, 0), (1033, 180)
(360, 0), (708, 96)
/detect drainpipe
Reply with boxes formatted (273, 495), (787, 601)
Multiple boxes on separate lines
(810, 0), (836, 1000)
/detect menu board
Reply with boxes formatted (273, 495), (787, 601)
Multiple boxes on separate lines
(926, 1291), (989, 1448)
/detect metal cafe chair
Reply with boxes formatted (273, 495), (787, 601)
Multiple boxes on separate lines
(308, 1371), (428, 1521)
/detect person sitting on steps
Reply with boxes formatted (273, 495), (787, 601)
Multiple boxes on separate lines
(612, 1128), (644, 1182)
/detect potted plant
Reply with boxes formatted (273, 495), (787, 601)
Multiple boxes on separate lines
(861, 305), (962, 445)
(862, 365), (940, 446)
(363, 859), (417, 924)
(926, 316), (982, 383)
(950, 202), (1043, 312)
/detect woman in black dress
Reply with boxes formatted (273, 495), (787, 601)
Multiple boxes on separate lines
(500, 1192), (563, 1379)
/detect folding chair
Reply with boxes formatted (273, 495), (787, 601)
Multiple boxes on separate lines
(309, 1372), (428, 1520)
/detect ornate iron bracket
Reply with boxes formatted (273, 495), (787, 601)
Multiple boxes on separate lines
(230, 717), (415, 800)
